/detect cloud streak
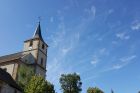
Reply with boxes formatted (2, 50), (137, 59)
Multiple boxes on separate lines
(91, 55), (99, 66)
(131, 20), (140, 31)
(116, 32), (130, 40)
(84, 5), (96, 20)
(105, 55), (137, 71)
(120, 55), (136, 62)
(47, 6), (95, 91)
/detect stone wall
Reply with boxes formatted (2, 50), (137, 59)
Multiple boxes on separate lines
(0, 82), (22, 93)
(0, 62), (19, 80)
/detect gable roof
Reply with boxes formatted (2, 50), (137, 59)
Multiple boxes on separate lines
(0, 68), (22, 91)
(0, 52), (23, 63)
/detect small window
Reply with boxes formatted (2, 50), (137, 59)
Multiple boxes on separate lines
(41, 58), (43, 66)
(42, 44), (45, 49)
(29, 40), (33, 46)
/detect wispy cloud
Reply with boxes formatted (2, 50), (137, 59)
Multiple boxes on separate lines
(61, 46), (72, 56)
(82, 75), (98, 81)
(108, 9), (114, 14)
(131, 20), (140, 31)
(47, 14), (72, 89)
(120, 55), (136, 62)
(99, 48), (109, 56)
(50, 32), (65, 48)
(113, 55), (136, 70)
(116, 32), (130, 40)
(47, 9), (89, 89)
(74, 32), (80, 41)
(112, 41), (118, 45)
(99, 48), (106, 54)
(103, 55), (137, 71)
(69, 0), (79, 7)
(50, 17), (54, 23)
(90, 6), (96, 18)
(47, 58), (62, 84)
(49, 15), (66, 48)
(91, 55), (99, 66)
(84, 5), (96, 19)
(112, 64), (123, 70)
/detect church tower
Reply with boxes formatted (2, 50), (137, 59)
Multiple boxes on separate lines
(23, 22), (48, 77)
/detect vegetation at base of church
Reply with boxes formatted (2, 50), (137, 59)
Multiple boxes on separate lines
(59, 73), (82, 93)
(24, 75), (55, 93)
(17, 69), (111, 93)
(87, 87), (104, 93)
(17, 65), (55, 93)
(24, 75), (47, 93)
(17, 65), (35, 89)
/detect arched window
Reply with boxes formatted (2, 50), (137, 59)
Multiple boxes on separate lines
(42, 44), (45, 49)
(29, 40), (33, 46)
(41, 58), (43, 66)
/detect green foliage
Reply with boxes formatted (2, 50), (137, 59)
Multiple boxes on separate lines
(87, 87), (104, 93)
(59, 73), (82, 93)
(24, 75), (55, 93)
(17, 65), (34, 89)
(24, 75), (47, 93)
(46, 81), (55, 93)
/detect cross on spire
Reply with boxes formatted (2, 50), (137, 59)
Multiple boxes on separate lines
(38, 16), (42, 23)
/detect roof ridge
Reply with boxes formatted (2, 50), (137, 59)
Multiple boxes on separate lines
(0, 52), (23, 63)
(0, 51), (22, 58)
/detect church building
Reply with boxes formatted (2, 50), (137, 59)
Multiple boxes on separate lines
(0, 22), (48, 92)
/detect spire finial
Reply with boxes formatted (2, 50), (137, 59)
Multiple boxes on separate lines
(38, 16), (42, 24)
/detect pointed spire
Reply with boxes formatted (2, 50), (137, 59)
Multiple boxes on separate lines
(33, 22), (43, 41)
(111, 89), (114, 93)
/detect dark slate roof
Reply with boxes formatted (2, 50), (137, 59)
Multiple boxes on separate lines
(0, 68), (22, 91)
(33, 22), (44, 42)
(0, 52), (23, 63)
(24, 22), (48, 47)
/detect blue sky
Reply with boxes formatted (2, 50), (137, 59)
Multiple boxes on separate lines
(0, 0), (140, 93)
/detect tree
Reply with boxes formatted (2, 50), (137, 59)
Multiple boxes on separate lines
(87, 87), (104, 93)
(24, 75), (55, 93)
(17, 65), (34, 89)
(24, 75), (47, 93)
(59, 73), (82, 93)
(46, 81), (55, 93)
